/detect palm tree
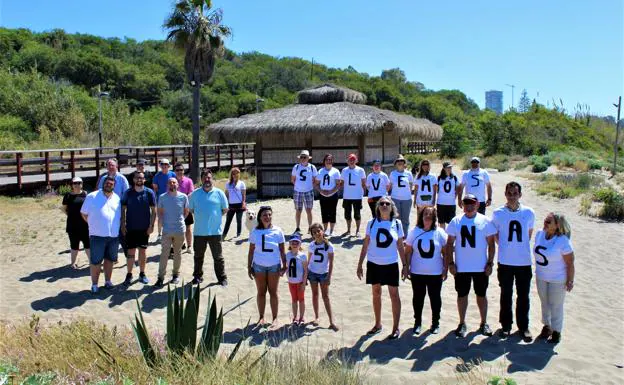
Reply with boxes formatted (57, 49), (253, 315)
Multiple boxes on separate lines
(164, 0), (231, 182)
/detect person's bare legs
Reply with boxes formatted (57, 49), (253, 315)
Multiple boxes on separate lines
(138, 248), (146, 274)
(295, 209), (302, 230)
(298, 299), (305, 322)
(103, 259), (114, 282)
(388, 286), (401, 332)
(90, 264), (101, 285)
(355, 219), (361, 236)
(476, 295), (488, 324)
(305, 208), (313, 231)
(372, 284), (382, 328)
(458, 295), (469, 324)
(254, 272), (268, 325)
(267, 272), (281, 329)
(345, 219), (352, 235)
(329, 222), (336, 234)
(70, 249), (79, 268)
(291, 301), (298, 322)
(311, 282), (320, 325)
(126, 248), (136, 274)
(321, 283), (338, 330)
(185, 225), (192, 250)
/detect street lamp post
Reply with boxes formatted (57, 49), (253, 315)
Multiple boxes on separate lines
(505, 84), (515, 111)
(612, 96), (622, 177)
(98, 92), (110, 149)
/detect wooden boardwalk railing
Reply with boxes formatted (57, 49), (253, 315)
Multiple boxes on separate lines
(403, 141), (441, 155)
(0, 143), (255, 192)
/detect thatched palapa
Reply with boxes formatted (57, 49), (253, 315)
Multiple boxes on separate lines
(209, 84), (443, 198)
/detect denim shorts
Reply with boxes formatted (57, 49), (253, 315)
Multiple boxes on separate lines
(252, 262), (281, 274)
(308, 271), (329, 283)
(89, 236), (119, 265)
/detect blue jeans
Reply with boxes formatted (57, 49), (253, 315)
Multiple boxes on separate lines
(308, 271), (329, 283)
(252, 262), (281, 274)
(392, 198), (412, 236)
(89, 236), (119, 265)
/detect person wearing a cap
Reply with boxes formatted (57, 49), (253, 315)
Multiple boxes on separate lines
(291, 150), (318, 234)
(314, 154), (341, 236)
(388, 154), (414, 237)
(436, 162), (460, 230)
(129, 159), (152, 189)
(491, 181), (535, 341)
(458, 157), (492, 215)
(444, 193), (497, 338)
(120, 171), (157, 286)
(152, 158), (176, 240)
(80, 176), (122, 293)
(62, 176), (90, 268)
(366, 159), (390, 216)
(97, 158), (130, 198)
(340, 153), (367, 237)
(413, 159), (438, 219)
(174, 162), (195, 253)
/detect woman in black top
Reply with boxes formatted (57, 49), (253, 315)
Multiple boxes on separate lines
(62, 177), (90, 268)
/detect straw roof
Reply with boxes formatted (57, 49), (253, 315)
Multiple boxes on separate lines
(209, 84), (442, 140)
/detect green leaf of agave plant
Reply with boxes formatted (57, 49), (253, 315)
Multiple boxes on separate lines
(132, 297), (157, 367)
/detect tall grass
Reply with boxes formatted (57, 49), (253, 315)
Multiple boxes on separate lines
(0, 318), (364, 385)
(534, 173), (603, 199)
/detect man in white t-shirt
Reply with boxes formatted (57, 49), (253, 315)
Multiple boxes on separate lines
(491, 181), (535, 340)
(445, 194), (497, 337)
(458, 157), (492, 215)
(291, 150), (318, 233)
(340, 153), (367, 237)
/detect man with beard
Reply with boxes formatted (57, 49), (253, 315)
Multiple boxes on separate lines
(121, 171), (157, 286)
(81, 176), (122, 293)
(155, 177), (189, 287)
(129, 159), (153, 188)
(189, 169), (229, 286)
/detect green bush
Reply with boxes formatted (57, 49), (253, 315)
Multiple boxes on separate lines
(592, 187), (624, 221)
(532, 161), (548, 173)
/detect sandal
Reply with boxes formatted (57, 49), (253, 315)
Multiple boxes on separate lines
(388, 329), (401, 340)
(367, 325), (383, 335)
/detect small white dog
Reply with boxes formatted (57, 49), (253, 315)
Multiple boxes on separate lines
(245, 210), (258, 234)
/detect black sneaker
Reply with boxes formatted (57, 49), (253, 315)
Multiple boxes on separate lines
(182, 243), (187, 250)
(191, 276), (203, 285)
(219, 279), (228, 287)
(295, 227), (301, 234)
(412, 323), (422, 335)
(499, 328), (511, 339)
(123, 273), (133, 286)
(479, 323), (493, 336)
(538, 325), (552, 339)
(430, 325), (440, 334)
(155, 278), (164, 288)
(455, 323), (467, 338)
(139, 272), (149, 284)
(170, 275), (180, 285)
(520, 329), (533, 342)
(548, 331), (561, 344)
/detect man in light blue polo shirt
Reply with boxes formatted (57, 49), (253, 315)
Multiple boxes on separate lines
(189, 169), (229, 286)
(97, 158), (130, 197)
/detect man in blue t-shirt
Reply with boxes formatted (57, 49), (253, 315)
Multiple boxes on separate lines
(151, 158), (175, 240)
(121, 171), (156, 286)
(189, 169), (229, 286)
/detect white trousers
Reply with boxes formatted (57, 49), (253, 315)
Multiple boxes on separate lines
(536, 279), (566, 332)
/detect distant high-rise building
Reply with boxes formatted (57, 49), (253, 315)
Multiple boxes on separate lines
(485, 90), (503, 114)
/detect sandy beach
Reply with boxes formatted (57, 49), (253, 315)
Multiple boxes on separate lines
(1, 164), (622, 384)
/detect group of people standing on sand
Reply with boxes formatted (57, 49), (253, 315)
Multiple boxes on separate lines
(62, 158), (248, 294)
(61, 153), (576, 345)
(243, 151), (574, 343)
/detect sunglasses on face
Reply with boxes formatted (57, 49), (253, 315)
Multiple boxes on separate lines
(175, 169), (184, 172)
(544, 219), (553, 224)
(378, 202), (391, 207)
(72, 182), (82, 185)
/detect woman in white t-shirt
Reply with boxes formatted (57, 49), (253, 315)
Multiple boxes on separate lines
(366, 159), (390, 216)
(388, 154), (414, 237)
(340, 153), (367, 237)
(357, 196), (407, 340)
(405, 206), (448, 335)
(247, 206), (287, 329)
(413, 159), (438, 219)
(436, 162), (459, 229)
(223, 167), (246, 239)
(533, 212), (575, 344)
(315, 154), (341, 236)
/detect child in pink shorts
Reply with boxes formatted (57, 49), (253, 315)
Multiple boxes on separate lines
(286, 233), (307, 324)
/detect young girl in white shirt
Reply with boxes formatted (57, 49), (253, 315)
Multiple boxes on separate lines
(307, 222), (339, 331)
(286, 233), (308, 324)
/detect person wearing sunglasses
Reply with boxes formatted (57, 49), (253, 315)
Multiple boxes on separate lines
(247, 206), (287, 329)
(223, 167), (247, 240)
(445, 194), (497, 338)
(174, 163), (195, 253)
(291, 150), (318, 234)
(413, 159), (438, 220)
(129, 159), (152, 189)
(61, 176), (90, 269)
(533, 212), (575, 344)
(366, 159), (390, 216)
(388, 154), (414, 237)
(357, 197), (407, 340)
(152, 158), (176, 241)
(491, 182), (535, 341)
(458, 157), (492, 215)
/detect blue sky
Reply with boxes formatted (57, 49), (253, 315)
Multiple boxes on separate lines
(1, 0), (622, 116)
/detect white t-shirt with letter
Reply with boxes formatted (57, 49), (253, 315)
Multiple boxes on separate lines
(414, 174), (438, 206)
(460, 168), (490, 203)
(366, 171), (389, 198)
(389, 170), (414, 201)
(437, 175), (459, 205)
(307, 241), (334, 274)
(534, 230), (574, 282)
(316, 167), (341, 193)
(406, 227), (448, 275)
(341, 166), (366, 199)
(491, 205), (535, 266)
(292, 163), (318, 192)
(446, 213), (496, 273)
(365, 218), (404, 265)
(286, 251), (307, 283)
(250, 226), (285, 267)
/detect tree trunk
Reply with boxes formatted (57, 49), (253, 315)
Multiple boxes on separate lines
(191, 83), (201, 183)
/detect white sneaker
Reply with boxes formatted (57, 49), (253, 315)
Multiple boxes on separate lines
(324, 229), (331, 236)
(187, 247), (193, 255)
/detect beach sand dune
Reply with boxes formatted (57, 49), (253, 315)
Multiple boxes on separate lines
(1, 165), (622, 384)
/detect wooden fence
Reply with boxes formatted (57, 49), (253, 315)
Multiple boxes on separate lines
(403, 141), (441, 154)
(0, 143), (255, 192)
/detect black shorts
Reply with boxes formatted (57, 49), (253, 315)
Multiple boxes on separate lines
(125, 230), (149, 250)
(454, 272), (489, 297)
(68, 230), (90, 250)
(478, 202), (486, 215)
(436, 204), (456, 224)
(366, 261), (399, 287)
(343, 199), (363, 221)
(184, 212), (194, 226)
